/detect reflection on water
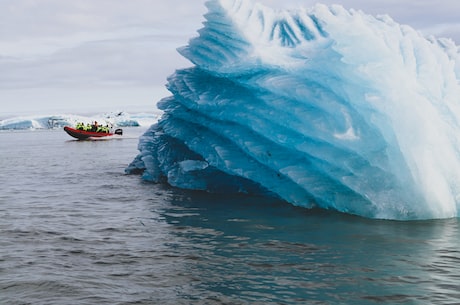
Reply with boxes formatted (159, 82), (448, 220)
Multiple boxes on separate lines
(158, 191), (460, 304)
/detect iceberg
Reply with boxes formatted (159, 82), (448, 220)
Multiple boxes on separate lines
(0, 111), (160, 130)
(127, 0), (460, 220)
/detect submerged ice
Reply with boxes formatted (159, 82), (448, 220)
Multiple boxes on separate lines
(127, 0), (460, 220)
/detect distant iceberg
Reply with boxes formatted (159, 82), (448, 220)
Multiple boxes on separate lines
(127, 0), (460, 220)
(0, 111), (161, 131)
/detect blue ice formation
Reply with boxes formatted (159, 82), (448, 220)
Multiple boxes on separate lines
(127, 0), (460, 220)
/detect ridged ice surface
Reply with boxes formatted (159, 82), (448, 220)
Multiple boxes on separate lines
(127, 0), (460, 220)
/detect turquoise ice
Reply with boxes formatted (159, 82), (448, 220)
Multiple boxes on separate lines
(127, 0), (460, 220)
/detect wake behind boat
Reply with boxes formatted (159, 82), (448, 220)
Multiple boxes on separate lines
(64, 124), (123, 140)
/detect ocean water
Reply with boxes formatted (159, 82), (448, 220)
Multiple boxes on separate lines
(1, 128), (459, 305)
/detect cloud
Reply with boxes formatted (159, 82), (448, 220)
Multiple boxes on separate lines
(1, 0), (459, 114)
(0, 0), (209, 114)
(0, 1), (203, 88)
(0, 33), (189, 88)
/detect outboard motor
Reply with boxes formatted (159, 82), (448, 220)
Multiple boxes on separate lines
(114, 128), (123, 135)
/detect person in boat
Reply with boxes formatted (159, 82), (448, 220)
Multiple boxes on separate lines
(101, 124), (110, 133)
(76, 122), (85, 130)
(92, 121), (99, 132)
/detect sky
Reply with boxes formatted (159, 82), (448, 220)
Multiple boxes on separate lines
(1, 0), (459, 116)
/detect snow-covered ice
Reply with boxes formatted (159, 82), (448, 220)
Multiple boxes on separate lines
(0, 111), (161, 130)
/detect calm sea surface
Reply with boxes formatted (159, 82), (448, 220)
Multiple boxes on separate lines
(1, 128), (460, 305)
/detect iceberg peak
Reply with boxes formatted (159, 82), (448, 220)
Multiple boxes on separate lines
(128, 0), (460, 220)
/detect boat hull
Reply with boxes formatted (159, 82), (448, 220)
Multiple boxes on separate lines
(64, 126), (114, 140)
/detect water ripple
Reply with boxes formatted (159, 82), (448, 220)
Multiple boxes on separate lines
(1, 130), (460, 304)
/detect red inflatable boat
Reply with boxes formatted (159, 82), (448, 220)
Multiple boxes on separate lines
(64, 126), (123, 140)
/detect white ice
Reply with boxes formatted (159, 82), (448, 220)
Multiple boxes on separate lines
(0, 111), (161, 130)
